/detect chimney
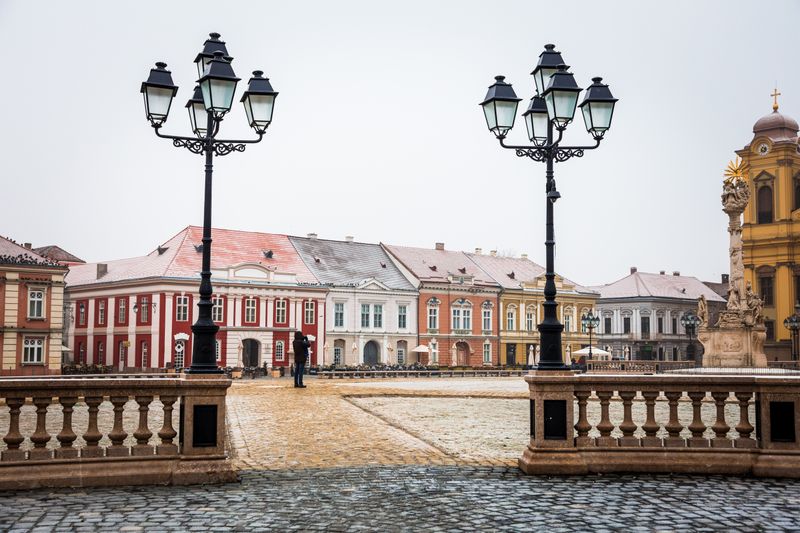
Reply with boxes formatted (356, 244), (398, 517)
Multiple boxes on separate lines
(490, 250), (497, 257)
(23, 243), (32, 250)
(474, 248), (482, 255)
(722, 273), (730, 284)
(345, 235), (354, 243)
(673, 271), (680, 276)
(435, 242), (445, 251)
(307, 233), (318, 240)
(660, 270), (665, 275)
(97, 263), (108, 279)
(521, 253), (528, 260)
(630, 266), (637, 274)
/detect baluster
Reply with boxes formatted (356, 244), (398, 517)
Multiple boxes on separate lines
(55, 397), (79, 458)
(596, 390), (616, 447)
(82, 396), (104, 457)
(157, 396), (179, 455)
(687, 391), (708, 447)
(734, 391), (757, 448)
(2, 397), (26, 461)
(641, 390), (661, 447)
(711, 391), (732, 448)
(664, 391), (685, 447)
(618, 391), (639, 447)
(107, 396), (130, 457)
(132, 396), (154, 456)
(574, 391), (592, 447)
(29, 397), (53, 460)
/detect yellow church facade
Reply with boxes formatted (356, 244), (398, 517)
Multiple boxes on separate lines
(737, 95), (800, 360)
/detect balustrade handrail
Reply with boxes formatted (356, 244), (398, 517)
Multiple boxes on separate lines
(526, 372), (800, 387)
(0, 376), (230, 398)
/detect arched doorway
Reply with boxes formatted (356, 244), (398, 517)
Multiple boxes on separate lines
(456, 341), (469, 366)
(363, 341), (379, 366)
(242, 339), (260, 368)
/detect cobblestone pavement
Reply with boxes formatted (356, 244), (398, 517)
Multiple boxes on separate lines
(2, 465), (800, 532)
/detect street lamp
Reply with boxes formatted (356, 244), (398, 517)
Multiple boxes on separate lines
(783, 304), (800, 361)
(581, 311), (600, 359)
(481, 44), (617, 370)
(680, 312), (701, 361)
(141, 33), (278, 374)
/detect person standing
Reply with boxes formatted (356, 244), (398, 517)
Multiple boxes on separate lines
(292, 331), (310, 388)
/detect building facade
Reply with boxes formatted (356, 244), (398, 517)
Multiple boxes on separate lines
(595, 268), (726, 361)
(65, 227), (327, 370)
(290, 235), (418, 366)
(0, 238), (68, 375)
(384, 243), (500, 366)
(468, 252), (599, 365)
(738, 100), (800, 360)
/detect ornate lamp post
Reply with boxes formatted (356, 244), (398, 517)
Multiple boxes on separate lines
(581, 311), (600, 359)
(481, 44), (617, 370)
(140, 33), (278, 374)
(680, 312), (701, 361)
(783, 304), (800, 361)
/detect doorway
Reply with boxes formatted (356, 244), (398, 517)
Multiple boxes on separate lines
(364, 341), (379, 366)
(456, 341), (469, 366)
(506, 344), (516, 366)
(242, 339), (260, 368)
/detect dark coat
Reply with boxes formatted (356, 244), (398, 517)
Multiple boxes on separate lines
(293, 333), (310, 365)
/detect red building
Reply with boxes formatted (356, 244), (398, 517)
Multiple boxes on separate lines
(384, 243), (501, 366)
(66, 226), (326, 370)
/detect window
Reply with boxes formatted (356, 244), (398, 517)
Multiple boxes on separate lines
(118, 341), (126, 367)
(215, 340), (221, 362)
(97, 300), (106, 325)
(245, 298), (257, 323)
(483, 309), (492, 332)
(795, 178), (800, 211)
(333, 346), (342, 366)
(305, 301), (315, 325)
(140, 297), (150, 323)
(526, 310), (535, 332)
(97, 341), (105, 364)
(463, 308), (472, 331)
(672, 347), (678, 360)
(174, 340), (184, 369)
(118, 298), (127, 324)
(79, 303), (86, 325)
(361, 304), (370, 328)
(22, 337), (44, 364)
(28, 288), (44, 319)
(428, 306), (438, 330)
(604, 317), (612, 334)
(641, 317), (650, 339)
(334, 303), (345, 328)
(141, 341), (148, 368)
(564, 314), (572, 333)
(275, 340), (285, 361)
(483, 341), (491, 364)
(212, 296), (224, 322)
(429, 341), (438, 363)
(759, 276), (774, 306)
(657, 317), (664, 334)
(176, 295), (189, 321)
(623, 316), (631, 334)
(452, 308), (462, 330)
(373, 304), (383, 328)
(765, 320), (775, 341)
(757, 185), (773, 224)
(79, 343), (86, 364)
(398, 305), (407, 329)
(397, 347), (405, 365)
(671, 317), (677, 334)
(506, 309), (515, 331)
(275, 299), (287, 323)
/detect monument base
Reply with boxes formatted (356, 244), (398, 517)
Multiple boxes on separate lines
(699, 324), (767, 368)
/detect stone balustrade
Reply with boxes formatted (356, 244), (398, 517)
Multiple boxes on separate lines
(586, 360), (697, 373)
(320, 369), (528, 379)
(520, 370), (800, 477)
(0, 374), (234, 490)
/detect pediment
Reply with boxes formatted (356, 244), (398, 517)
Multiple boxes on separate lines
(229, 262), (274, 280)
(356, 277), (391, 291)
(528, 274), (575, 291)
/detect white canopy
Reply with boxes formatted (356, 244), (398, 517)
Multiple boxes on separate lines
(573, 346), (611, 356)
(411, 345), (429, 353)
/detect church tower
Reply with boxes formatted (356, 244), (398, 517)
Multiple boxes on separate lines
(738, 90), (800, 360)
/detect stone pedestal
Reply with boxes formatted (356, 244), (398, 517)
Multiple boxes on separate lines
(699, 324), (767, 368)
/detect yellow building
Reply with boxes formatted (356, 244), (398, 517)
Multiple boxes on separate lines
(738, 93), (800, 360)
(467, 253), (599, 365)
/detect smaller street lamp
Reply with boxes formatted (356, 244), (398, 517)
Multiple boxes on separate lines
(581, 311), (600, 359)
(783, 304), (800, 361)
(680, 312), (701, 361)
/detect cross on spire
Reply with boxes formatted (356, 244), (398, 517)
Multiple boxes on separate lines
(772, 86), (781, 112)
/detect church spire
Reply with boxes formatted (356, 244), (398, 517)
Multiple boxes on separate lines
(771, 86), (781, 112)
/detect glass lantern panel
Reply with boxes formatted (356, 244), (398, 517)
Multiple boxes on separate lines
(482, 102), (498, 131)
(535, 67), (559, 95)
(190, 102), (208, 135)
(145, 86), (174, 120)
(552, 91), (578, 123)
(531, 112), (548, 143)
(494, 100), (518, 130)
(524, 113), (534, 141)
(246, 94), (275, 126)
(201, 79), (237, 112)
(589, 101), (614, 131)
(582, 105), (593, 131)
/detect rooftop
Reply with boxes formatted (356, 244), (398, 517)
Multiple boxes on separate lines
(383, 244), (497, 287)
(597, 270), (727, 302)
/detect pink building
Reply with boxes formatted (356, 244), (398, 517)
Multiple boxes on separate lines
(66, 226), (326, 370)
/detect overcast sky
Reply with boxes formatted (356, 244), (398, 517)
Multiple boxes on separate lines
(1, 1), (798, 286)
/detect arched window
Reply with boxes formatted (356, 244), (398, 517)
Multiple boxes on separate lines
(275, 341), (285, 362)
(795, 176), (800, 211)
(757, 185), (773, 224)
